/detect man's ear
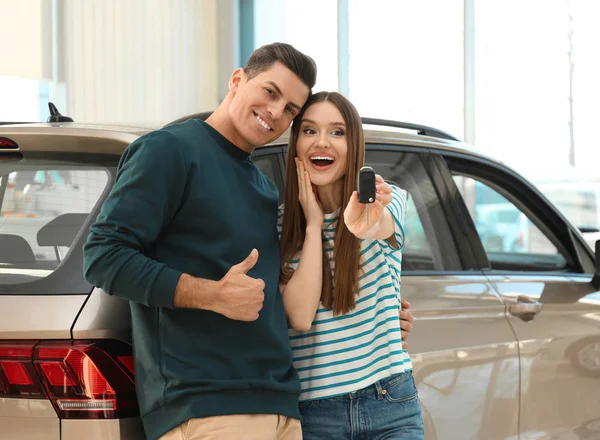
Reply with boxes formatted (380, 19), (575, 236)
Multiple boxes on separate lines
(229, 68), (246, 92)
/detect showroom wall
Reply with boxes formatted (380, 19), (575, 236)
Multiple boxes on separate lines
(62, 0), (219, 125)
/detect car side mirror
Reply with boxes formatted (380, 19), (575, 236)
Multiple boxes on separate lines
(592, 240), (600, 289)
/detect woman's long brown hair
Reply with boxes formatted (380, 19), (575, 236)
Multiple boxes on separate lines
(279, 91), (365, 316)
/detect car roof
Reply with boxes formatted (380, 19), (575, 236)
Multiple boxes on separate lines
(0, 119), (510, 172)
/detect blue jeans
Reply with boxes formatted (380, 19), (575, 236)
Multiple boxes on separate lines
(299, 371), (424, 440)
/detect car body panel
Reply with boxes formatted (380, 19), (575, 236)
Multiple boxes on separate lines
(0, 295), (87, 339)
(0, 399), (59, 440)
(486, 274), (600, 439)
(71, 288), (132, 341)
(61, 418), (145, 440)
(404, 275), (519, 440)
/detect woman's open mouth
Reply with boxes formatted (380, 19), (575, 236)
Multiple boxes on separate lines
(309, 155), (335, 171)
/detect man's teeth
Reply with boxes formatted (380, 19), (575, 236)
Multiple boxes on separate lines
(256, 115), (272, 131)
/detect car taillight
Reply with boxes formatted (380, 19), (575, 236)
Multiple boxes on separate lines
(0, 342), (45, 398)
(0, 340), (138, 419)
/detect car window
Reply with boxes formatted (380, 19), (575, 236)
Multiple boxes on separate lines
(252, 149), (284, 203)
(0, 155), (113, 291)
(539, 186), (600, 231)
(366, 150), (462, 272)
(453, 175), (568, 271)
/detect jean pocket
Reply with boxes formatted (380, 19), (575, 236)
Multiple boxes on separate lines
(383, 372), (418, 403)
(299, 400), (314, 408)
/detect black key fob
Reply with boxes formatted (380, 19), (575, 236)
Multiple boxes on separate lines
(358, 166), (376, 204)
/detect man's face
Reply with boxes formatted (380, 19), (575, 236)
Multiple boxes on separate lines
(228, 62), (310, 150)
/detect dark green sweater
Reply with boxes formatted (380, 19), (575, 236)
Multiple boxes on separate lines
(83, 120), (300, 440)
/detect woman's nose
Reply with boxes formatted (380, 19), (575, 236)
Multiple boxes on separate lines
(316, 133), (330, 148)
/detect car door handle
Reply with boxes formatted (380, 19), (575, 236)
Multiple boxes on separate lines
(509, 295), (543, 322)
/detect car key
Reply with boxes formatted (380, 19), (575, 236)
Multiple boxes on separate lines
(358, 166), (376, 226)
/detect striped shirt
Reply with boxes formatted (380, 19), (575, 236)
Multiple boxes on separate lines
(277, 185), (412, 401)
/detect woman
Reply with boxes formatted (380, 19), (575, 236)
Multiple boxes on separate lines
(278, 91), (424, 439)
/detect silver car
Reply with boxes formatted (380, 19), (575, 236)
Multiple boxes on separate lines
(1, 113), (599, 439)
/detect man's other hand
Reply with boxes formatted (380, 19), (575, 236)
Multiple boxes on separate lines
(399, 298), (414, 349)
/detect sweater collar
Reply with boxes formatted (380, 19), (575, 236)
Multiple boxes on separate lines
(200, 120), (251, 161)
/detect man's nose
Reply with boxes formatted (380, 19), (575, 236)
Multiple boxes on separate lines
(267, 103), (285, 121)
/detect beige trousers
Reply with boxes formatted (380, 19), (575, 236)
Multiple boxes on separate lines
(159, 414), (302, 440)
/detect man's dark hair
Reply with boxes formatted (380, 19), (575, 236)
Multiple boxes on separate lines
(245, 43), (317, 91)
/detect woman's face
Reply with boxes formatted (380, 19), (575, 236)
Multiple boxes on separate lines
(295, 101), (349, 187)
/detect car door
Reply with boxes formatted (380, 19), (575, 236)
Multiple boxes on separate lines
(367, 149), (521, 440)
(278, 144), (521, 440)
(445, 154), (600, 439)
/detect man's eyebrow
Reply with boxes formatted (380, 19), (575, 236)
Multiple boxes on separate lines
(266, 81), (302, 111)
(301, 118), (346, 126)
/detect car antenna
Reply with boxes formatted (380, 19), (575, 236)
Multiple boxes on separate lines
(47, 102), (74, 123)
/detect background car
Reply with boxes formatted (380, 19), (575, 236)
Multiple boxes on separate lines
(1, 114), (599, 439)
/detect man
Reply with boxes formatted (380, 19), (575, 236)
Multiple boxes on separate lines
(84, 43), (414, 440)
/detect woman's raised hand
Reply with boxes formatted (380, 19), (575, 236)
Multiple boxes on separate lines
(344, 175), (392, 237)
(296, 158), (324, 228)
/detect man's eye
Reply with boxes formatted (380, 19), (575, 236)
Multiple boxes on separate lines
(266, 88), (275, 96)
(286, 106), (295, 116)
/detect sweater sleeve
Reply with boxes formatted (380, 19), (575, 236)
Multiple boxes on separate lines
(83, 130), (187, 308)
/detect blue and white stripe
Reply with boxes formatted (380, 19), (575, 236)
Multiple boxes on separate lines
(278, 185), (411, 401)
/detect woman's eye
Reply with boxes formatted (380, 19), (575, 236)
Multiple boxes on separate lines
(302, 128), (315, 135)
(332, 129), (344, 136)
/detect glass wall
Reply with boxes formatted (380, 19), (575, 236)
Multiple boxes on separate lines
(475, 0), (573, 173)
(248, 0), (600, 180)
(348, 0), (464, 138)
(254, 0), (339, 92)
